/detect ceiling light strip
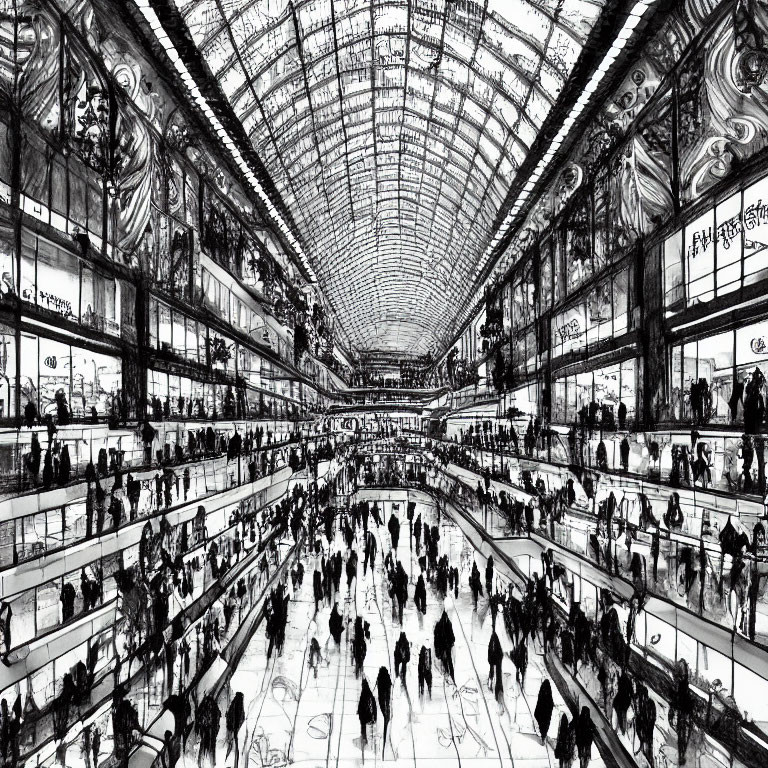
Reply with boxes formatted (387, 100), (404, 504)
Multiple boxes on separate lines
(476, 0), (657, 293)
(133, 0), (317, 283)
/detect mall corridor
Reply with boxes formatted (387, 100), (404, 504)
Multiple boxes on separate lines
(0, 2), (767, 768)
(216, 495), (576, 768)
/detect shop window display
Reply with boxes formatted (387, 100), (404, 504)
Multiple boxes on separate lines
(664, 177), (768, 315)
(670, 317), (768, 430)
(21, 332), (121, 422)
(0, 324), (16, 421)
(551, 359), (637, 426)
(551, 266), (631, 359)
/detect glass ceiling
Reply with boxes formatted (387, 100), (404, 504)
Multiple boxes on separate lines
(174, 0), (606, 355)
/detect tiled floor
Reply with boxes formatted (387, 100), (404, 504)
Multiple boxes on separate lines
(190, 499), (600, 768)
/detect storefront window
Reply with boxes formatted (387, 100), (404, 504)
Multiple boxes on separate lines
(172, 312), (185, 357)
(552, 267), (630, 359)
(0, 222), (15, 301)
(743, 177), (768, 287)
(81, 266), (119, 336)
(671, 317), (768, 425)
(552, 359), (637, 426)
(665, 177), (768, 315)
(158, 302), (172, 351)
(71, 350), (121, 418)
(38, 337), (70, 418)
(538, 241), (552, 311)
(186, 317), (200, 363)
(148, 297), (158, 349)
(0, 324), (16, 420)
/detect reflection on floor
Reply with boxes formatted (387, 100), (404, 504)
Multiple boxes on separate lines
(187, 497), (605, 768)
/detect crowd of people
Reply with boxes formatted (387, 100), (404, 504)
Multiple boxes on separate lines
(249, 474), (598, 767)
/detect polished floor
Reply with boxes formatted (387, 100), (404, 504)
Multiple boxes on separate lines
(188, 498), (597, 768)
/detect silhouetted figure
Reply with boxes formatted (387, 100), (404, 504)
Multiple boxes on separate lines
(418, 646), (432, 698)
(512, 640), (528, 687)
(487, 631), (504, 699)
(394, 632), (410, 681)
(329, 603), (343, 645)
(394, 561), (408, 623)
(469, 561), (483, 607)
(575, 707), (593, 768)
(434, 610), (455, 683)
(357, 679), (377, 750)
(313, 569), (323, 612)
(388, 513), (400, 549)
(195, 694), (220, 767)
(308, 637), (322, 678)
(225, 692), (245, 768)
(414, 574), (427, 614)
(613, 671), (633, 734)
(534, 679), (554, 743)
(364, 530), (377, 575)
(376, 666), (392, 758)
(555, 714), (575, 768)
(346, 550), (358, 590)
(352, 616), (367, 678)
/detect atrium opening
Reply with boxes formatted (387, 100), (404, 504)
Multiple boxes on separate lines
(0, 1), (765, 768)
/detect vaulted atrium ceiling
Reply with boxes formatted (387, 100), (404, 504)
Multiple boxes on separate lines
(173, 0), (608, 355)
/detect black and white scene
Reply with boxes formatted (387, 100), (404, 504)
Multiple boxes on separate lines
(0, 1), (765, 768)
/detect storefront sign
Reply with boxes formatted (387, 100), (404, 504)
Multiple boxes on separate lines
(38, 290), (73, 316)
(556, 317), (581, 343)
(686, 198), (768, 259)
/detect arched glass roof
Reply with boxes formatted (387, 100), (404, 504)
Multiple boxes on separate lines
(175, 0), (606, 355)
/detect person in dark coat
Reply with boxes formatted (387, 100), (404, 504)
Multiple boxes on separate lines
(346, 550), (358, 590)
(485, 555), (494, 595)
(434, 610), (455, 683)
(352, 616), (367, 678)
(313, 569), (323, 613)
(357, 679), (377, 749)
(413, 514), (422, 553)
(469, 562), (483, 607)
(575, 706), (594, 768)
(613, 671), (633, 734)
(364, 530), (377, 576)
(414, 574), (427, 614)
(329, 603), (344, 645)
(394, 561), (408, 624)
(512, 640), (528, 688)
(394, 632), (410, 682)
(308, 637), (323, 678)
(487, 631), (504, 699)
(555, 714), (574, 768)
(195, 693), (220, 767)
(534, 679), (554, 744)
(375, 666), (392, 758)
(225, 692), (245, 768)
(388, 513), (400, 550)
(418, 646), (432, 698)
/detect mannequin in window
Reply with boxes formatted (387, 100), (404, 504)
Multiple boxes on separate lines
(637, 493), (659, 530)
(620, 437), (630, 472)
(744, 367), (766, 434)
(741, 435), (755, 494)
(596, 440), (608, 472)
(692, 442), (712, 488)
(617, 401), (627, 430)
(689, 377), (711, 425)
(663, 492), (684, 531)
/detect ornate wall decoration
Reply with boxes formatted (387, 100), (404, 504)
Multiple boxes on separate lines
(17, 4), (60, 135)
(113, 100), (155, 262)
(679, 9), (768, 202)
